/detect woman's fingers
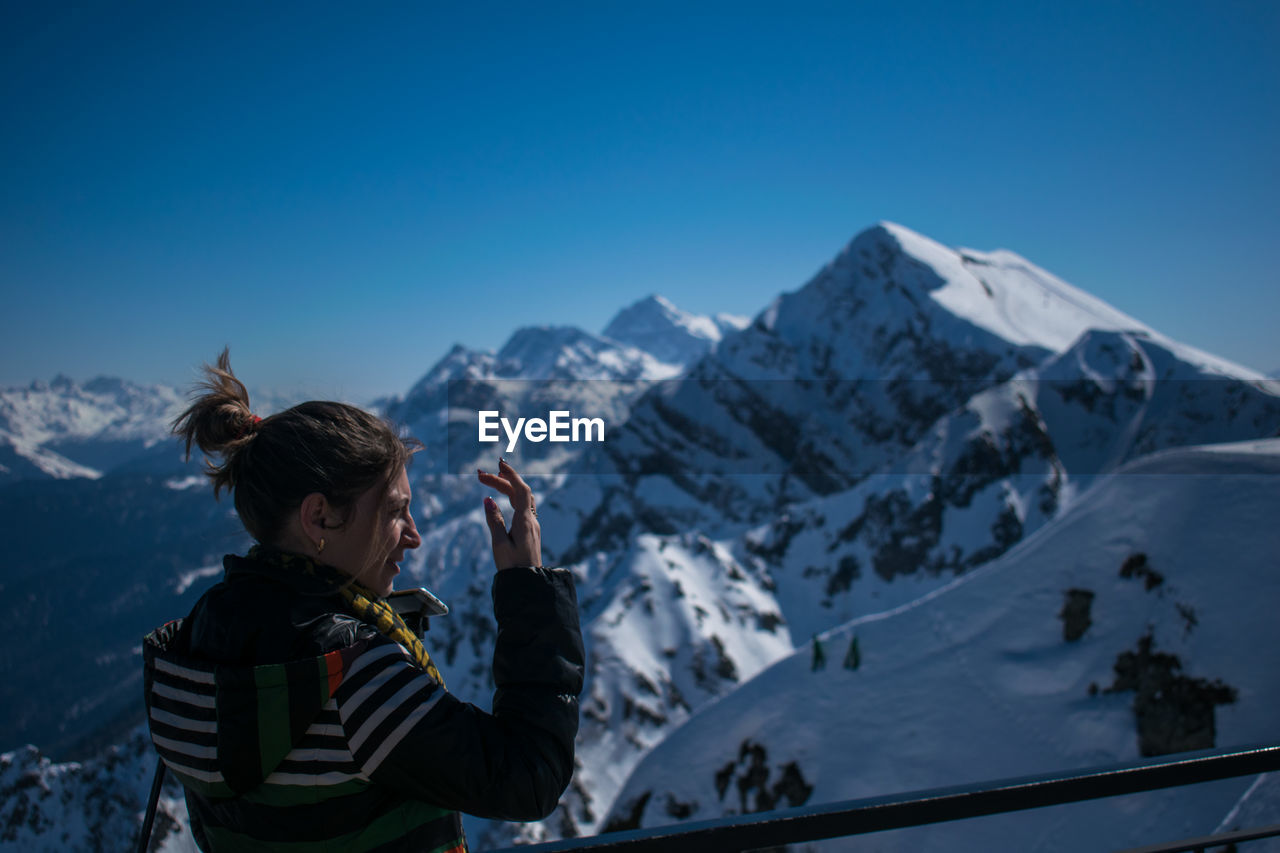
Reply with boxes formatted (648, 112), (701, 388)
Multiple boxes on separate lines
(479, 460), (535, 511)
(477, 460), (542, 570)
(477, 468), (512, 497)
(497, 458), (535, 511)
(482, 495), (507, 550)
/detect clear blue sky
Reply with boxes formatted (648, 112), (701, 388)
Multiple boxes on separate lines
(3, 1), (1278, 401)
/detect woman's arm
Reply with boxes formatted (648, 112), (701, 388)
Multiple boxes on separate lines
(332, 460), (584, 821)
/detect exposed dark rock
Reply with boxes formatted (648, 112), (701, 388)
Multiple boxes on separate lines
(602, 790), (651, 833)
(755, 610), (785, 633)
(1177, 603), (1199, 637)
(712, 739), (815, 818)
(582, 689), (609, 724)
(772, 761), (815, 809)
(736, 742), (770, 813)
(989, 503), (1024, 553)
(691, 635), (738, 692)
(714, 760), (735, 801)
(712, 636), (739, 682)
(1119, 553), (1165, 591)
(747, 515), (806, 564)
(634, 671), (660, 696)
(557, 807), (579, 840)
(1059, 588), (1095, 642)
(1055, 377), (1108, 416)
(621, 694), (668, 727)
(1038, 468), (1062, 517)
(664, 793), (697, 820)
(1105, 632), (1237, 756)
(824, 554), (861, 598)
(851, 489), (944, 581)
(665, 678), (690, 712)
(562, 490), (636, 564)
(571, 775), (595, 825)
(941, 432), (1008, 509)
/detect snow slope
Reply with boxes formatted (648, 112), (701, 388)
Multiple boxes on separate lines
(0, 376), (186, 483)
(604, 438), (1280, 850)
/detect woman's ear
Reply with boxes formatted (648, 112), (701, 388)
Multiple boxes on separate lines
(298, 492), (335, 551)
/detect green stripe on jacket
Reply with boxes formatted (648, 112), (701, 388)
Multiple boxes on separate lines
(254, 663), (293, 780)
(237, 777), (370, 808)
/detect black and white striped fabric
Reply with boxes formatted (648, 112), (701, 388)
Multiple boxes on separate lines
(333, 639), (446, 777)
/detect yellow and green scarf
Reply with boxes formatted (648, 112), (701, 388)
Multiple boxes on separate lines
(248, 545), (446, 687)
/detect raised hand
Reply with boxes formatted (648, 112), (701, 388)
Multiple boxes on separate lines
(478, 458), (542, 571)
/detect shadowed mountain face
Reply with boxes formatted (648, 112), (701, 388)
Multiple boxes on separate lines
(0, 471), (247, 757)
(2, 222), (1278, 851)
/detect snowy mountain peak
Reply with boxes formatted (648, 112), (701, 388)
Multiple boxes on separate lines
(49, 373), (77, 392)
(856, 222), (1151, 352)
(494, 324), (678, 381)
(603, 294), (747, 369)
(0, 375), (187, 483)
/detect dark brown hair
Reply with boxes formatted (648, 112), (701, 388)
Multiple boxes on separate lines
(172, 348), (419, 544)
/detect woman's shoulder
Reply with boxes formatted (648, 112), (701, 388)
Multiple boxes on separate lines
(187, 561), (376, 665)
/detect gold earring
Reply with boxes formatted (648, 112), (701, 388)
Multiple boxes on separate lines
(317, 537), (326, 554)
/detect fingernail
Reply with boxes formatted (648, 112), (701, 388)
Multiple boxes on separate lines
(500, 457), (507, 466)
(484, 496), (496, 508)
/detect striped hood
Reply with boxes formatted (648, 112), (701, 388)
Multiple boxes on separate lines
(143, 618), (360, 799)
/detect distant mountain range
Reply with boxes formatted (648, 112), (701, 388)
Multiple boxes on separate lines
(2, 223), (1277, 852)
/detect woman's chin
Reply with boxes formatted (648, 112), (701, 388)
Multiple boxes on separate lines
(378, 562), (400, 597)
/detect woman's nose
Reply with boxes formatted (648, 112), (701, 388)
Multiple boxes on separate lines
(404, 514), (422, 549)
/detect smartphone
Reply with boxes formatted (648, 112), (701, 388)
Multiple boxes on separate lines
(387, 587), (450, 636)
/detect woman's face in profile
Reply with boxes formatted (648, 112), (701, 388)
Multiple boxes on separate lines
(323, 466), (422, 597)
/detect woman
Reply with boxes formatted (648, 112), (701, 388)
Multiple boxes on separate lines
(143, 350), (583, 852)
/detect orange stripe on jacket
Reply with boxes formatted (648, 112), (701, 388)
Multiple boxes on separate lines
(324, 649), (344, 696)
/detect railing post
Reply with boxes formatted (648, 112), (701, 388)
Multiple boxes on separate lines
(135, 758), (166, 853)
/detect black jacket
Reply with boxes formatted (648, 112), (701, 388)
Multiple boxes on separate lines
(143, 553), (584, 852)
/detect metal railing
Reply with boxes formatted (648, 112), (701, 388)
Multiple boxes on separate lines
(490, 743), (1280, 853)
(1116, 821), (1280, 853)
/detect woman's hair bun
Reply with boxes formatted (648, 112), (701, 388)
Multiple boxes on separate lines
(172, 348), (416, 545)
(171, 347), (258, 495)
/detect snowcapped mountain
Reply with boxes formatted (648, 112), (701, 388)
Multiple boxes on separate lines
(601, 439), (1280, 851)
(386, 315), (706, 412)
(548, 224), (1276, 569)
(496, 324), (684, 381)
(0, 376), (325, 486)
(602, 294), (748, 369)
(1, 726), (194, 853)
(0, 375), (187, 483)
(456, 224), (1280, 845)
(741, 327), (1280, 639)
(3, 224), (1278, 852)
(593, 224), (1159, 503)
(376, 318), (716, 483)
